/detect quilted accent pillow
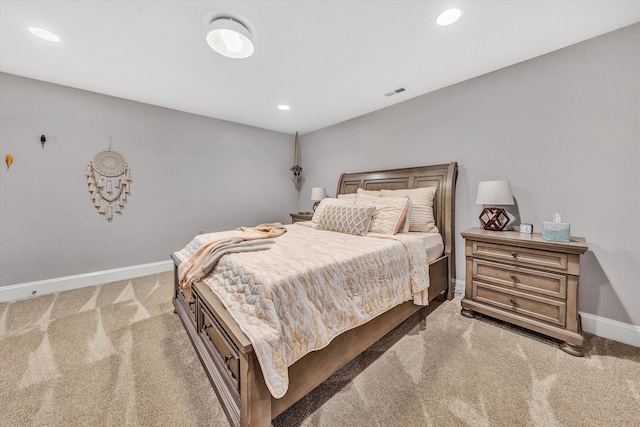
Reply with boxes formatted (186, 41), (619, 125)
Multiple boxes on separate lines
(356, 194), (411, 235)
(316, 205), (376, 236)
(380, 187), (438, 232)
(311, 198), (355, 226)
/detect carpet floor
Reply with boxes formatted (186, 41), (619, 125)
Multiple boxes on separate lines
(1, 272), (638, 426)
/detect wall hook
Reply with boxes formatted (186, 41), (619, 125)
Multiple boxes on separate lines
(5, 154), (13, 170)
(41, 135), (46, 149)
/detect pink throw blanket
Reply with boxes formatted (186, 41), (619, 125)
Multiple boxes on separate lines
(178, 223), (287, 301)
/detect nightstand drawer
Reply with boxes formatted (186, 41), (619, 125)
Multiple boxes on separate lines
(472, 281), (566, 326)
(472, 259), (567, 299)
(472, 241), (568, 271)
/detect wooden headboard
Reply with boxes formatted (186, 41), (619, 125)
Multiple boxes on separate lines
(336, 162), (458, 291)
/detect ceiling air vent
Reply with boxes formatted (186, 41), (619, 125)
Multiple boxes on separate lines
(384, 86), (408, 97)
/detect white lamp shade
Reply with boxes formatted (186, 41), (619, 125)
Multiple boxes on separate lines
(206, 18), (254, 59)
(311, 187), (326, 201)
(475, 181), (514, 205)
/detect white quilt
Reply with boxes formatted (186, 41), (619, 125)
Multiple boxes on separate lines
(174, 224), (432, 398)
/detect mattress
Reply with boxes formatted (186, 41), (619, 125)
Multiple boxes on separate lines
(408, 231), (444, 261)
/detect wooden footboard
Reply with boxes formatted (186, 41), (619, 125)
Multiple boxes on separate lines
(173, 254), (259, 426)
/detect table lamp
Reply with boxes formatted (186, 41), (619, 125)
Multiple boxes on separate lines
(311, 187), (326, 211)
(475, 180), (514, 231)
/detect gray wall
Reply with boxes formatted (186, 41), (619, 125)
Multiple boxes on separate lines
(0, 73), (296, 286)
(299, 24), (640, 326)
(1, 24), (638, 327)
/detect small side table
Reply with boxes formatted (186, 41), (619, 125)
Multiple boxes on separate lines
(290, 212), (313, 224)
(460, 227), (588, 356)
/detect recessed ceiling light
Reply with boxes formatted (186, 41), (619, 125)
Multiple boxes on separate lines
(436, 8), (462, 26)
(278, 105), (290, 111)
(28, 27), (60, 42)
(206, 17), (254, 59)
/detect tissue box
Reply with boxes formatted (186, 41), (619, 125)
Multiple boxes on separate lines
(542, 221), (570, 242)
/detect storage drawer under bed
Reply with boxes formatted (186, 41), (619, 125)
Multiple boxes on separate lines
(199, 304), (242, 404)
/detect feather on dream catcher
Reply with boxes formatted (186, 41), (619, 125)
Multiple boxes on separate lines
(86, 139), (132, 221)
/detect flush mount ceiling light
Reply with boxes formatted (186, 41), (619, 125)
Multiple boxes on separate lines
(278, 105), (290, 111)
(436, 8), (462, 26)
(28, 26), (60, 42)
(206, 17), (254, 59)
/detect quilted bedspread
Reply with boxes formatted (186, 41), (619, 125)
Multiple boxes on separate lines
(174, 223), (431, 398)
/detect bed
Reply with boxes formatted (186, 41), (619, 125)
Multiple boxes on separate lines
(171, 162), (458, 427)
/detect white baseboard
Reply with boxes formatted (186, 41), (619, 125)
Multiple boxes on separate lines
(453, 279), (465, 296)
(580, 312), (640, 348)
(0, 260), (174, 302)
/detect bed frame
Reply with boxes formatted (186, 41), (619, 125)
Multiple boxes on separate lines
(171, 162), (458, 426)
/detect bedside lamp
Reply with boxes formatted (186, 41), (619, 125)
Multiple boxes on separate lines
(311, 187), (326, 211)
(476, 180), (514, 231)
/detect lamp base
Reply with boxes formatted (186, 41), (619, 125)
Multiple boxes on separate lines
(479, 207), (510, 231)
(313, 201), (320, 211)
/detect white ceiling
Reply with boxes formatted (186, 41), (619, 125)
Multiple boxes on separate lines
(1, 1), (639, 135)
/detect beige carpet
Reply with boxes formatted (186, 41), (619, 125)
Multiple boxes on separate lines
(1, 272), (638, 427)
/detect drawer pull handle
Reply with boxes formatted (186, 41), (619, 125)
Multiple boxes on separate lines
(511, 251), (518, 258)
(510, 298), (517, 305)
(224, 355), (232, 364)
(511, 275), (518, 282)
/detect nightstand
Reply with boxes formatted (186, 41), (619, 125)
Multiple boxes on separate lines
(290, 212), (313, 223)
(460, 227), (588, 356)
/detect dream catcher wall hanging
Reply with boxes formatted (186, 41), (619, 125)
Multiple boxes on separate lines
(86, 138), (132, 221)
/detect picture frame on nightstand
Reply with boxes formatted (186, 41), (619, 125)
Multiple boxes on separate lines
(520, 223), (533, 234)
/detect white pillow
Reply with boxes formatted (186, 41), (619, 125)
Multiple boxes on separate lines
(356, 188), (381, 197)
(337, 193), (357, 199)
(356, 194), (411, 235)
(380, 187), (437, 233)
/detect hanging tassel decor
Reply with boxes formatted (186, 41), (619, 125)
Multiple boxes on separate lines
(290, 131), (303, 183)
(86, 140), (132, 222)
